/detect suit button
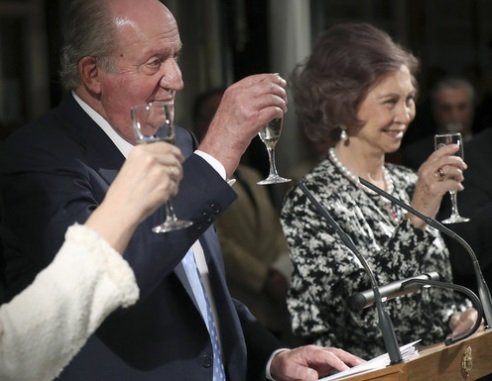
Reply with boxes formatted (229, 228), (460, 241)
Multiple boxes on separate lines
(201, 353), (212, 368)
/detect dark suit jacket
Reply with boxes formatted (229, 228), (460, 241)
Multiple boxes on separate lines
(0, 94), (281, 380)
(437, 127), (492, 294)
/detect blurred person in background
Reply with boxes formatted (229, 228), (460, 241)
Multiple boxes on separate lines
(401, 77), (476, 170)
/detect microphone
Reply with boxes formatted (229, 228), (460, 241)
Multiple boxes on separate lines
(348, 272), (441, 311)
(298, 182), (403, 364)
(401, 277), (483, 345)
(358, 176), (492, 327)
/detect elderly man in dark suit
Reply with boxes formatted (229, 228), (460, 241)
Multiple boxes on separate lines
(0, 0), (361, 380)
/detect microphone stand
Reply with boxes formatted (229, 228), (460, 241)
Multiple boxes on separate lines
(359, 176), (492, 328)
(401, 278), (483, 345)
(298, 182), (403, 364)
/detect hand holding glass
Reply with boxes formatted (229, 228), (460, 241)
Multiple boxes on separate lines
(131, 101), (193, 233)
(257, 117), (291, 185)
(434, 132), (470, 224)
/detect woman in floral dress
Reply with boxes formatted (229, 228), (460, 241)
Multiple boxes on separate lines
(281, 22), (476, 359)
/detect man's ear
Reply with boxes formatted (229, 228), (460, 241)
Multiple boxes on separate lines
(79, 56), (102, 94)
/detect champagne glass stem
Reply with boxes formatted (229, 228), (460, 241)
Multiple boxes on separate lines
(449, 191), (461, 217)
(256, 117), (291, 185)
(266, 146), (279, 177)
(165, 201), (179, 222)
(257, 144), (291, 185)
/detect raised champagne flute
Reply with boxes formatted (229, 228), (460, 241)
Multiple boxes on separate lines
(131, 100), (193, 233)
(257, 117), (291, 185)
(434, 132), (470, 224)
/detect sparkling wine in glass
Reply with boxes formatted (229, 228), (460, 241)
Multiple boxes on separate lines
(257, 117), (291, 185)
(131, 101), (193, 233)
(434, 132), (470, 224)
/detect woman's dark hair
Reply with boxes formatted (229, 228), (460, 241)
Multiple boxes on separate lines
(290, 22), (419, 145)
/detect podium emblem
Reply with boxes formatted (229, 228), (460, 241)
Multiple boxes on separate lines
(461, 346), (473, 377)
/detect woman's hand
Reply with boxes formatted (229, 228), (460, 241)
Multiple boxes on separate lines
(86, 142), (184, 252)
(409, 143), (467, 228)
(449, 308), (481, 338)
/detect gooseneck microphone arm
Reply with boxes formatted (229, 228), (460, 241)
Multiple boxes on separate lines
(298, 182), (403, 364)
(401, 278), (483, 345)
(359, 176), (492, 327)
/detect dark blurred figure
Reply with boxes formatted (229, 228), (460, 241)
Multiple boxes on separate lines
(401, 77), (476, 170)
(0, 123), (20, 142)
(192, 88), (298, 345)
(285, 131), (330, 185)
(440, 126), (492, 296)
(401, 77), (492, 303)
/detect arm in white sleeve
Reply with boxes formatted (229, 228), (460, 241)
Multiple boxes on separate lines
(0, 224), (139, 381)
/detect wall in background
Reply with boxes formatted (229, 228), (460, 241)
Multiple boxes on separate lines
(2, 0), (492, 186)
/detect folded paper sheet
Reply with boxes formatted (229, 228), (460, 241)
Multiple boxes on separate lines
(319, 340), (421, 381)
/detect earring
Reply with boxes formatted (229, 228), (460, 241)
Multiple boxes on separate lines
(340, 126), (348, 142)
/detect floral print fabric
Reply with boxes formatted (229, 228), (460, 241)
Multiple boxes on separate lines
(281, 156), (467, 359)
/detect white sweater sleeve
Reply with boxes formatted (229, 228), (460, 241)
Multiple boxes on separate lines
(0, 224), (139, 381)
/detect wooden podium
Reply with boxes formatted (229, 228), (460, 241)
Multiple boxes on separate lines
(342, 329), (492, 381)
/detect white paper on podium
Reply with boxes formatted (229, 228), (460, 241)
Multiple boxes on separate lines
(319, 340), (421, 381)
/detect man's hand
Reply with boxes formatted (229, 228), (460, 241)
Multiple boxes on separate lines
(198, 73), (288, 178)
(270, 345), (364, 381)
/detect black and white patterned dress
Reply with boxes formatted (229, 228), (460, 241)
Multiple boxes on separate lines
(280, 155), (467, 359)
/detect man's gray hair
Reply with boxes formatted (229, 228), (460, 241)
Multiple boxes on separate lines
(59, 0), (116, 91)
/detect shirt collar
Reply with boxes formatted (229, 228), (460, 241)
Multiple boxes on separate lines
(72, 91), (134, 158)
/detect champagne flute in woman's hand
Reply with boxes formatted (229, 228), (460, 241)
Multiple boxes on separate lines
(434, 132), (470, 224)
(257, 117), (291, 185)
(131, 101), (193, 233)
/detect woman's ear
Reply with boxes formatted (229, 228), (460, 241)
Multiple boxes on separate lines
(78, 56), (102, 94)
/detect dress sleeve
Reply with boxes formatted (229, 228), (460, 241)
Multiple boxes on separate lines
(0, 224), (139, 381)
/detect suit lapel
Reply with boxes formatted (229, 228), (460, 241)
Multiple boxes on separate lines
(59, 94), (126, 180)
(174, 261), (201, 311)
(200, 226), (246, 375)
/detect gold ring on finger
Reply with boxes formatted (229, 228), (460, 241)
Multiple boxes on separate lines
(435, 167), (445, 181)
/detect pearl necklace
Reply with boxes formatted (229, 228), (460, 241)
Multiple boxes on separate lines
(328, 148), (394, 196)
(329, 148), (400, 221)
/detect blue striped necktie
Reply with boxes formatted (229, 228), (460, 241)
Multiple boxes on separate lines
(181, 249), (226, 381)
